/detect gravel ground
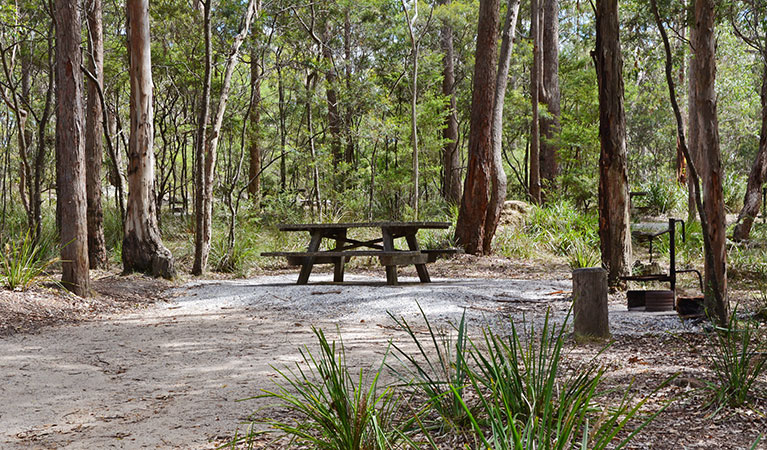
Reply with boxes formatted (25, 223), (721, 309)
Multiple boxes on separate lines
(0, 274), (702, 449)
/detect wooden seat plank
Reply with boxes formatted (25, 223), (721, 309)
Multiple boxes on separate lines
(277, 221), (450, 232)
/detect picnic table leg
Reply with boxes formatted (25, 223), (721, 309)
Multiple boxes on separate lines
(297, 230), (323, 284)
(333, 230), (347, 282)
(382, 228), (398, 285)
(405, 232), (431, 283)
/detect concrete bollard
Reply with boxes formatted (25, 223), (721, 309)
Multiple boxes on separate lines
(572, 267), (610, 339)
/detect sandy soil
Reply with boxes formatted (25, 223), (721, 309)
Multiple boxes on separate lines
(0, 272), (759, 449)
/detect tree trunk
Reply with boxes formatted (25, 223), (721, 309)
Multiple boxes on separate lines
(454, 0), (499, 254)
(123, 0), (176, 279)
(277, 55), (287, 192)
(439, 0), (462, 205)
(322, 21), (343, 181)
(595, 0), (631, 288)
(401, 0), (420, 219)
(85, 0), (107, 269)
(247, 44), (262, 207)
(539, 0), (561, 189)
(193, 0), (258, 274)
(55, 0), (90, 296)
(192, 0), (212, 275)
(692, 0), (727, 323)
(529, 0), (542, 204)
(484, 0), (521, 255)
(733, 65), (767, 241)
(687, 7), (698, 222)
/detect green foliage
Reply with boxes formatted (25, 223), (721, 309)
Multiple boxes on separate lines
(567, 241), (601, 269)
(459, 311), (670, 450)
(0, 231), (59, 290)
(704, 309), (767, 412)
(247, 328), (409, 449)
(388, 306), (470, 431)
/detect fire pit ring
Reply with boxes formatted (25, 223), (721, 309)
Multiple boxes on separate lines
(644, 290), (675, 312)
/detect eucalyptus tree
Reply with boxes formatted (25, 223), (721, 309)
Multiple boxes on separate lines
(85, 0), (107, 269)
(595, 0), (631, 287)
(484, 0), (521, 254)
(192, 0), (259, 275)
(692, 0), (727, 323)
(123, 0), (176, 279)
(54, 0), (89, 295)
(731, 0), (767, 242)
(438, 0), (462, 205)
(539, 0), (561, 189)
(455, 0), (499, 254)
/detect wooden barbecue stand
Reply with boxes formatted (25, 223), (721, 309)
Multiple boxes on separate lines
(261, 222), (459, 285)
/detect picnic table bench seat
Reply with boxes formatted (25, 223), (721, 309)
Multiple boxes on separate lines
(261, 222), (459, 285)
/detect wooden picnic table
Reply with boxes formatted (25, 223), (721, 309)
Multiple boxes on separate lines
(261, 222), (458, 285)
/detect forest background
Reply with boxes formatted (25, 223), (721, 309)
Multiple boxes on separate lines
(1, 0), (766, 304)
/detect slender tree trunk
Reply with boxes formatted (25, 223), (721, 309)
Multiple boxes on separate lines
(401, 0), (420, 219)
(455, 0), (499, 254)
(123, 0), (176, 279)
(247, 44), (262, 207)
(343, 8), (355, 166)
(439, 0), (462, 205)
(733, 64), (767, 241)
(539, 0), (560, 189)
(595, 0), (631, 287)
(85, 0), (107, 269)
(693, 0), (727, 322)
(277, 56), (287, 191)
(33, 30), (54, 242)
(322, 21), (343, 182)
(193, 0), (258, 274)
(687, 6), (698, 221)
(306, 73), (322, 220)
(484, 0), (521, 254)
(192, 0), (212, 275)
(529, 0), (542, 204)
(55, 0), (90, 295)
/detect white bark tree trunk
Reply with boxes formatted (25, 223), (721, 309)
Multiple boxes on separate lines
(123, 0), (176, 279)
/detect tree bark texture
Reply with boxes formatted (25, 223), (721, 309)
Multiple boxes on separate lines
(55, 0), (90, 296)
(595, 0), (631, 287)
(439, 0), (462, 205)
(124, 0), (176, 279)
(85, 0), (107, 269)
(484, 0), (521, 254)
(247, 44), (262, 207)
(733, 65), (767, 241)
(529, 0), (542, 204)
(455, 0), (499, 254)
(539, 0), (561, 187)
(692, 0), (727, 321)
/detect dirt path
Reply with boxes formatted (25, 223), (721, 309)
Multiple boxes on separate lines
(0, 274), (692, 449)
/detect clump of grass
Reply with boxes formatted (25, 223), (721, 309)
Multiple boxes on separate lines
(0, 231), (59, 290)
(460, 310), (672, 449)
(567, 241), (601, 269)
(704, 308), (767, 413)
(245, 327), (413, 449)
(388, 306), (470, 432)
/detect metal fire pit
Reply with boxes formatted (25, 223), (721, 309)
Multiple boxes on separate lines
(627, 290), (675, 312)
(644, 290), (675, 312)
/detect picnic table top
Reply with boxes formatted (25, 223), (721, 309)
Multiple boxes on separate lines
(277, 221), (451, 232)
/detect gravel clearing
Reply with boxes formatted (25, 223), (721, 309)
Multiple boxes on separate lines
(1, 274), (700, 449)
